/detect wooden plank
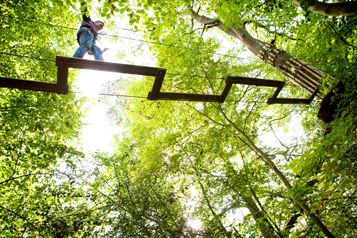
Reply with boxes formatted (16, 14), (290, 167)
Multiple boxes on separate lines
(56, 56), (165, 77)
(153, 92), (221, 102)
(307, 88), (319, 102)
(147, 69), (166, 100)
(267, 81), (319, 105)
(56, 59), (69, 94)
(271, 84), (284, 99)
(267, 98), (311, 105)
(220, 79), (233, 103)
(226, 76), (317, 105)
(279, 64), (318, 94)
(227, 76), (285, 87)
(0, 77), (64, 94)
(289, 60), (320, 87)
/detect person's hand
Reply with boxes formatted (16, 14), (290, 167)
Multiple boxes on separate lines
(102, 47), (109, 53)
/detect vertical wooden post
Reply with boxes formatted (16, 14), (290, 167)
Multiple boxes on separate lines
(56, 56), (69, 94)
(220, 77), (233, 103)
(148, 69), (166, 100)
(0, 77), (62, 93)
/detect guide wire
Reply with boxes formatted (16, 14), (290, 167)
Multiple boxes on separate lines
(16, 18), (245, 60)
(70, 90), (147, 99)
(70, 90), (266, 104)
(0, 51), (226, 80)
(0, 52), (55, 63)
(0, 51), (271, 104)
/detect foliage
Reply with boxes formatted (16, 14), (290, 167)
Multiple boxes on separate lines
(0, 0), (88, 236)
(0, 0), (355, 237)
(79, 148), (190, 237)
(100, 0), (355, 237)
(289, 76), (357, 237)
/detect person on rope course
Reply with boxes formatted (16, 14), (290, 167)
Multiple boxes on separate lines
(73, 4), (108, 61)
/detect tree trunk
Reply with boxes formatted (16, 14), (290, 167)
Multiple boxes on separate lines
(293, 0), (357, 17)
(225, 160), (279, 238)
(191, 11), (323, 98)
(243, 193), (277, 238)
(218, 108), (336, 238)
(193, 166), (232, 238)
(284, 213), (301, 231)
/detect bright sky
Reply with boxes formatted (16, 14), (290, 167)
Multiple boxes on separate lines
(258, 114), (305, 148)
(74, 14), (155, 154)
(74, 53), (120, 153)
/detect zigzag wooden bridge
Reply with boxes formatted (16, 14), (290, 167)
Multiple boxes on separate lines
(0, 56), (318, 104)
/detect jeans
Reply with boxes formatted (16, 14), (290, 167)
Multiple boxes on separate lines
(73, 28), (103, 61)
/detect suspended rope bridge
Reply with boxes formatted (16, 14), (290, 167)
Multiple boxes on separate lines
(0, 19), (318, 105)
(0, 55), (317, 105)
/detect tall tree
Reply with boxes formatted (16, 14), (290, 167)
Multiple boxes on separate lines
(105, 22), (325, 235)
(103, 3), (355, 233)
(97, 0), (345, 96)
(83, 142), (193, 237)
(0, 0), (89, 236)
(1, 0), (355, 237)
(190, 10), (323, 97)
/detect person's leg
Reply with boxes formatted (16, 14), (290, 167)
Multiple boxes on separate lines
(91, 44), (104, 61)
(73, 29), (94, 58)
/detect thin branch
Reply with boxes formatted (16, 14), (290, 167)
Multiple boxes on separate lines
(0, 205), (38, 231)
(267, 122), (289, 149)
(9, 129), (26, 181)
(188, 104), (228, 127)
(173, 122), (209, 146)
(254, 0), (273, 9)
(232, 85), (255, 104)
(240, 156), (283, 237)
(269, 106), (297, 124)
(245, 21), (310, 47)
(0, 170), (75, 186)
(190, 162), (231, 238)
(243, 101), (258, 131)
(327, 22), (357, 49)
(0, 173), (45, 186)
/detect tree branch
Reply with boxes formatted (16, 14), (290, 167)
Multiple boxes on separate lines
(0, 205), (39, 231)
(188, 104), (228, 127)
(293, 0), (357, 16)
(327, 22), (357, 49)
